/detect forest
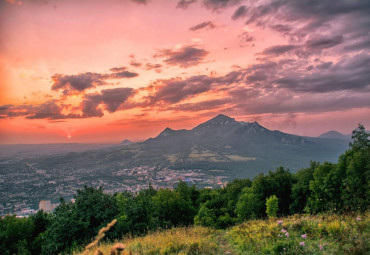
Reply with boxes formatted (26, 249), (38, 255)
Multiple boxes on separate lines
(0, 125), (369, 255)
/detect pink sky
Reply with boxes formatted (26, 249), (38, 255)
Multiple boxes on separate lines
(1, 0), (369, 143)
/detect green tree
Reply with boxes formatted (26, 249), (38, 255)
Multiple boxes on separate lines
(290, 162), (318, 213)
(342, 124), (370, 211)
(0, 215), (35, 255)
(266, 195), (279, 218)
(194, 204), (215, 227)
(42, 186), (118, 254)
(235, 187), (261, 221)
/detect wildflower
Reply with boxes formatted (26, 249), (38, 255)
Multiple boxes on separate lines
(319, 244), (324, 250)
(281, 228), (287, 233)
(356, 217), (362, 221)
(285, 232), (290, 237)
(300, 241), (305, 246)
(301, 234), (307, 238)
(277, 220), (283, 225)
(278, 234), (282, 237)
(318, 223), (322, 228)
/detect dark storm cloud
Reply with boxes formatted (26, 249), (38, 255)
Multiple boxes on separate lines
(274, 53), (370, 93)
(306, 35), (344, 49)
(189, 21), (216, 31)
(231, 0), (370, 56)
(155, 46), (209, 68)
(234, 91), (370, 115)
(203, 0), (241, 12)
(232, 5), (247, 20)
(176, 0), (197, 9)
(51, 69), (138, 94)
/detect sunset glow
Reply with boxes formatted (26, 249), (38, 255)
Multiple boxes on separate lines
(1, 0), (369, 143)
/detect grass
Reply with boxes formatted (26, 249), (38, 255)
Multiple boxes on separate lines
(227, 212), (369, 254)
(77, 226), (223, 255)
(77, 212), (369, 255)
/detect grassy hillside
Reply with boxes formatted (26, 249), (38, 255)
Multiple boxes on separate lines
(78, 212), (369, 255)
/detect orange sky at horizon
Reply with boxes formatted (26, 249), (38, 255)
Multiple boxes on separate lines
(1, 0), (370, 144)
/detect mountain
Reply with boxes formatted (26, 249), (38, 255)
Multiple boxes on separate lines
(1, 114), (351, 212)
(134, 114), (348, 177)
(120, 139), (134, 146)
(318, 130), (351, 139)
(28, 114), (349, 179)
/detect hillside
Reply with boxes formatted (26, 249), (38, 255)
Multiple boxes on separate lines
(78, 212), (369, 255)
(0, 114), (350, 214)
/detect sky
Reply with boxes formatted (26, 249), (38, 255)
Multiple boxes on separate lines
(0, 0), (369, 144)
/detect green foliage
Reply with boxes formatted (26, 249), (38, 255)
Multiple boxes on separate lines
(41, 186), (118, 254)
(194, 204), (215, 227)
(266, 195), (279, 218)
(0, 215), (35, 255)
(290, 162), (318, 213)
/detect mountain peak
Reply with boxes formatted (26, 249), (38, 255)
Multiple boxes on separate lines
(318, 130), (350, 139)
(158, 127), (175, 137)
(206, 114), (237, 125)
(120, 139), (133, 146)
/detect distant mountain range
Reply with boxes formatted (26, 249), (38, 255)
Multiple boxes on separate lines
(0, 114), (352, 211)
(1, 114), (351, 179)
(318, 130), (351, 139)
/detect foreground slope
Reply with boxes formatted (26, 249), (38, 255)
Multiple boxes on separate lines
(79, 212), (369, 255)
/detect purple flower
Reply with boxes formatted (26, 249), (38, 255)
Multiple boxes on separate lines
(356, 217), (362, 221)
(319, 244), (324, 250)
(285, 232), (290, 237)
(301, 234), (307, 238)
(277, 220), (283, 225)
(281, 229), (287, 233)
(299, 241), (305, 246)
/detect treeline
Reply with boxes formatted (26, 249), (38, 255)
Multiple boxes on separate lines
(1, 125), (369, 254)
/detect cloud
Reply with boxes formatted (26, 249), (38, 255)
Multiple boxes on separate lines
(0, 100), (80, 120)
(145, 63), (163, 73)
(168, 98), (232, 112)
(51, 68), (138, 94)
(130, 60), (142, 67)
(238, 32), (255, 47)
(232, 5), (247, 20)
(260, 45), (297, 56)
(176, 0), (197, 9)
(110, 67), (127, 72)
(81, 87), (135, 117)
(146, 75), (215, 104)
(189, 21), (216, 31)
(305, 35), (344, 49)
(1, 87), (135, 119)
(131, 0), (148, 5)
(155, 46), (209, 68)
(231, 0), (369, 58)
(203, 0), (241, 12)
